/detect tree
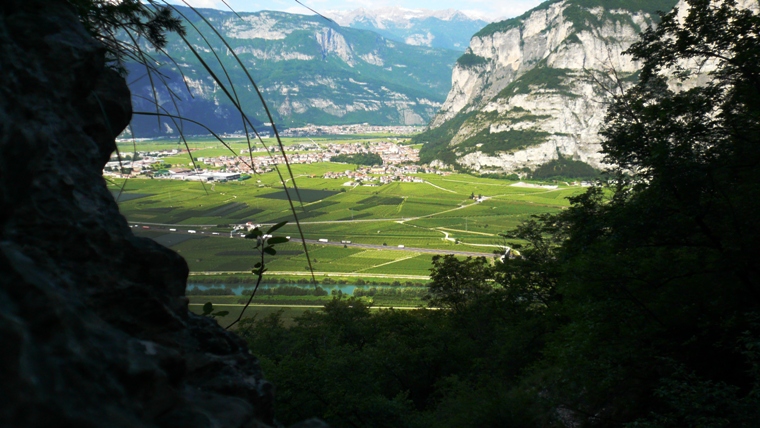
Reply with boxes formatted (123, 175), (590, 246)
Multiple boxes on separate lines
(527, 0), (760, 424)
(425, 255), (493, 312)
(68, 0), (184, 68)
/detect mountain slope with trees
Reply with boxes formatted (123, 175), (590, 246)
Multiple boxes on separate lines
(127, 7), (461, 137)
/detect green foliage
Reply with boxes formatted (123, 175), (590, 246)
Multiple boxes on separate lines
(243, 285), (329, 297)
(424, 255), (493, 311)
(461, 129), (551, 155)
(238, 2), (760, 426)
(474, 0), (675, 39)
(455, 51), (489, 68)
(570, 0), (678, 16)
(226, 222), (294, 329)
(527, 1), (760, 423)
(530, 155), (600, 180)
(352, 287), (427, 298)
(480, 172), (521, 180)
(496, 64), (576, 98)
(329, 152), (383, 166)
(186, 286), (234, 296)
(69, 0), (184, 68)
(201, 301), (229, 318)
(415, 111), (476, 164)
(473, 0), (555, 38)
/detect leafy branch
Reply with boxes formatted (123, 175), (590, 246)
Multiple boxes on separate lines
(225, 221), (290, 330)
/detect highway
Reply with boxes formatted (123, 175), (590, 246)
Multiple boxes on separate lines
(298, 238), (496, 257)
(131, 223), (500, 258)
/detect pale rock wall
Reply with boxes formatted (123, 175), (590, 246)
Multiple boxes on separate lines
(427, 0), (664, 172)
(316, 27), (355, 65)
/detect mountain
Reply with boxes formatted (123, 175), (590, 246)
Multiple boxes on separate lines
(326, 7), (489, 51)
(126, 7), (461, 138)
(414, 0), (679, 175)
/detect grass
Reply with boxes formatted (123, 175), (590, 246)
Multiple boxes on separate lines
(188, 296), (428, 328)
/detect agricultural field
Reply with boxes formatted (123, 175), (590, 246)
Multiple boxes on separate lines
(110, 138), (587, 294)
(187, 300), (426, 328)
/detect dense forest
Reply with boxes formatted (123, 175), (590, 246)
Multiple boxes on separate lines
(235, 1), (760, 426)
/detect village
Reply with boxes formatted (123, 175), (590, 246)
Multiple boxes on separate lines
(102, 140), (449, 184)
(279, 124), (424, 137)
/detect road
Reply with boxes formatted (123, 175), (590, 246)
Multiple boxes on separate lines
(298, 238), (496, 257)
(132, 224), (500, 258)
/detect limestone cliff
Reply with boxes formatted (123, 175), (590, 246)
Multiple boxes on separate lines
(416, 0), (678, 173)
(0, 1), (305, 426)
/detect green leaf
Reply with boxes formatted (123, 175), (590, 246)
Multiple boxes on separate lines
(268, 236), (289, 245)
(254, 262), (262, 268)
(263, 247), (277, 255)
(245, 229), (263, 239)
(213, 311), (229, 317)
(266, 221), (288, 234)
(202, 302), (213, 315)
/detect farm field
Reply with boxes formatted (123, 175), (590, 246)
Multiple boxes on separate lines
(187, 300), (427, 328)
(109, 142), (586, 286)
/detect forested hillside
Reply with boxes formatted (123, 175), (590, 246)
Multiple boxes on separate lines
(126, 7), (460, 137)
(239, 1), (760, 426)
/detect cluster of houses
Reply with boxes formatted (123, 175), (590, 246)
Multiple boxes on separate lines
(102, 148), (180, 175)
(162, 170), (242, 182)
(323, 164), (432, 185)
(103, 140), (442, 183)
(242, 141), (420, 166)
(280, 124), (424, 137)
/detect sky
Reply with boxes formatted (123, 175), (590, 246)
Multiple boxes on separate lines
(168, 0), (546, 22)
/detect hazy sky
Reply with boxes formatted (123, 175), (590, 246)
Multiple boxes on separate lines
(169, 0), (546, 22)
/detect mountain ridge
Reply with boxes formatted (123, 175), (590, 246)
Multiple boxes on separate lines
(325, 7), (489, 51)
(127, 7), (461, 138)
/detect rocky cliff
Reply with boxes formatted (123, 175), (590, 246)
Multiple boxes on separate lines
(0, 1), (303, 426)
(416, 0), (679, 174)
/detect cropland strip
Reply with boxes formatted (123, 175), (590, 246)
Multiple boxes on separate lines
(110, 191), (152, 202)
(152, 233), (208, 247)
(189, 271), (431, 280)
(188, 303), (428, 310)
(258, 189), (338, 203)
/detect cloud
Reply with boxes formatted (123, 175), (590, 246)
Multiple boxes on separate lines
(168, 0), (546, 22)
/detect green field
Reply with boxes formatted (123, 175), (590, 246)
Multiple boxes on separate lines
(110, 142), (584, 283)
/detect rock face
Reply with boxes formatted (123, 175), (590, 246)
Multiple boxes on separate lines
(416, 0), (678, 173)
(0, 1), (282, 426)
